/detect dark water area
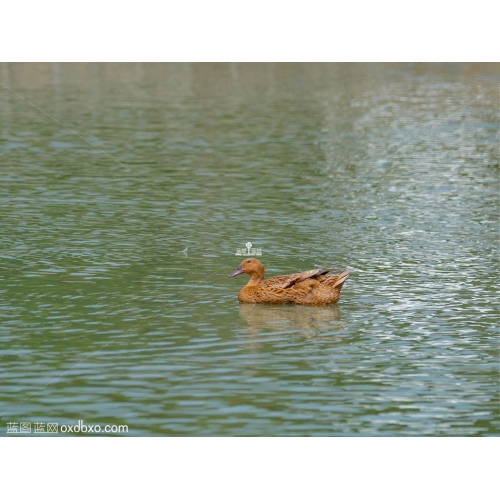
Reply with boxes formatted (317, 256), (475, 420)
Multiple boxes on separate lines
(0, 63), (498, 435)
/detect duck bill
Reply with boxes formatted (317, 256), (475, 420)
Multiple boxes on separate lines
(228, 265), (244, 278)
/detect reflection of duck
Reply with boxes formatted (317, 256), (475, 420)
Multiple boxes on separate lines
(228, 258), (349, 305)
(238, 302), (344, 333)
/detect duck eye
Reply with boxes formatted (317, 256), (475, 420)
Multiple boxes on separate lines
(246, 260), (251, 263)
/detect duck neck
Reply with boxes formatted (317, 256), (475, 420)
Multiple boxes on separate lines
(246, 272), (264, 287)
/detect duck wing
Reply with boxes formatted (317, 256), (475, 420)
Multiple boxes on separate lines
(264, 269), (330, 289)
(317, 269), (349, 287)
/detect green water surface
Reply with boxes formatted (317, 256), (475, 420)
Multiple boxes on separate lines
(1, 63), (498, 435)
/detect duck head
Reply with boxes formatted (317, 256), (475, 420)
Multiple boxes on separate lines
(228, 258), (265, 282)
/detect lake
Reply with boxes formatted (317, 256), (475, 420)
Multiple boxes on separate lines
(1, 62), (498, 436)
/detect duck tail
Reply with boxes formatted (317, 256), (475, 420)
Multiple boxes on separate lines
(331, 269), (349, 288)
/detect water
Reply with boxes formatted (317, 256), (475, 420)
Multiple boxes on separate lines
(0, 63), (498, 436)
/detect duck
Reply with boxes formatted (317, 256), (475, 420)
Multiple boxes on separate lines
(228, 258), (349, 306)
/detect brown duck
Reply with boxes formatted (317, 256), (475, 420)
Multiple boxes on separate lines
(228, 258), (349, 306)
